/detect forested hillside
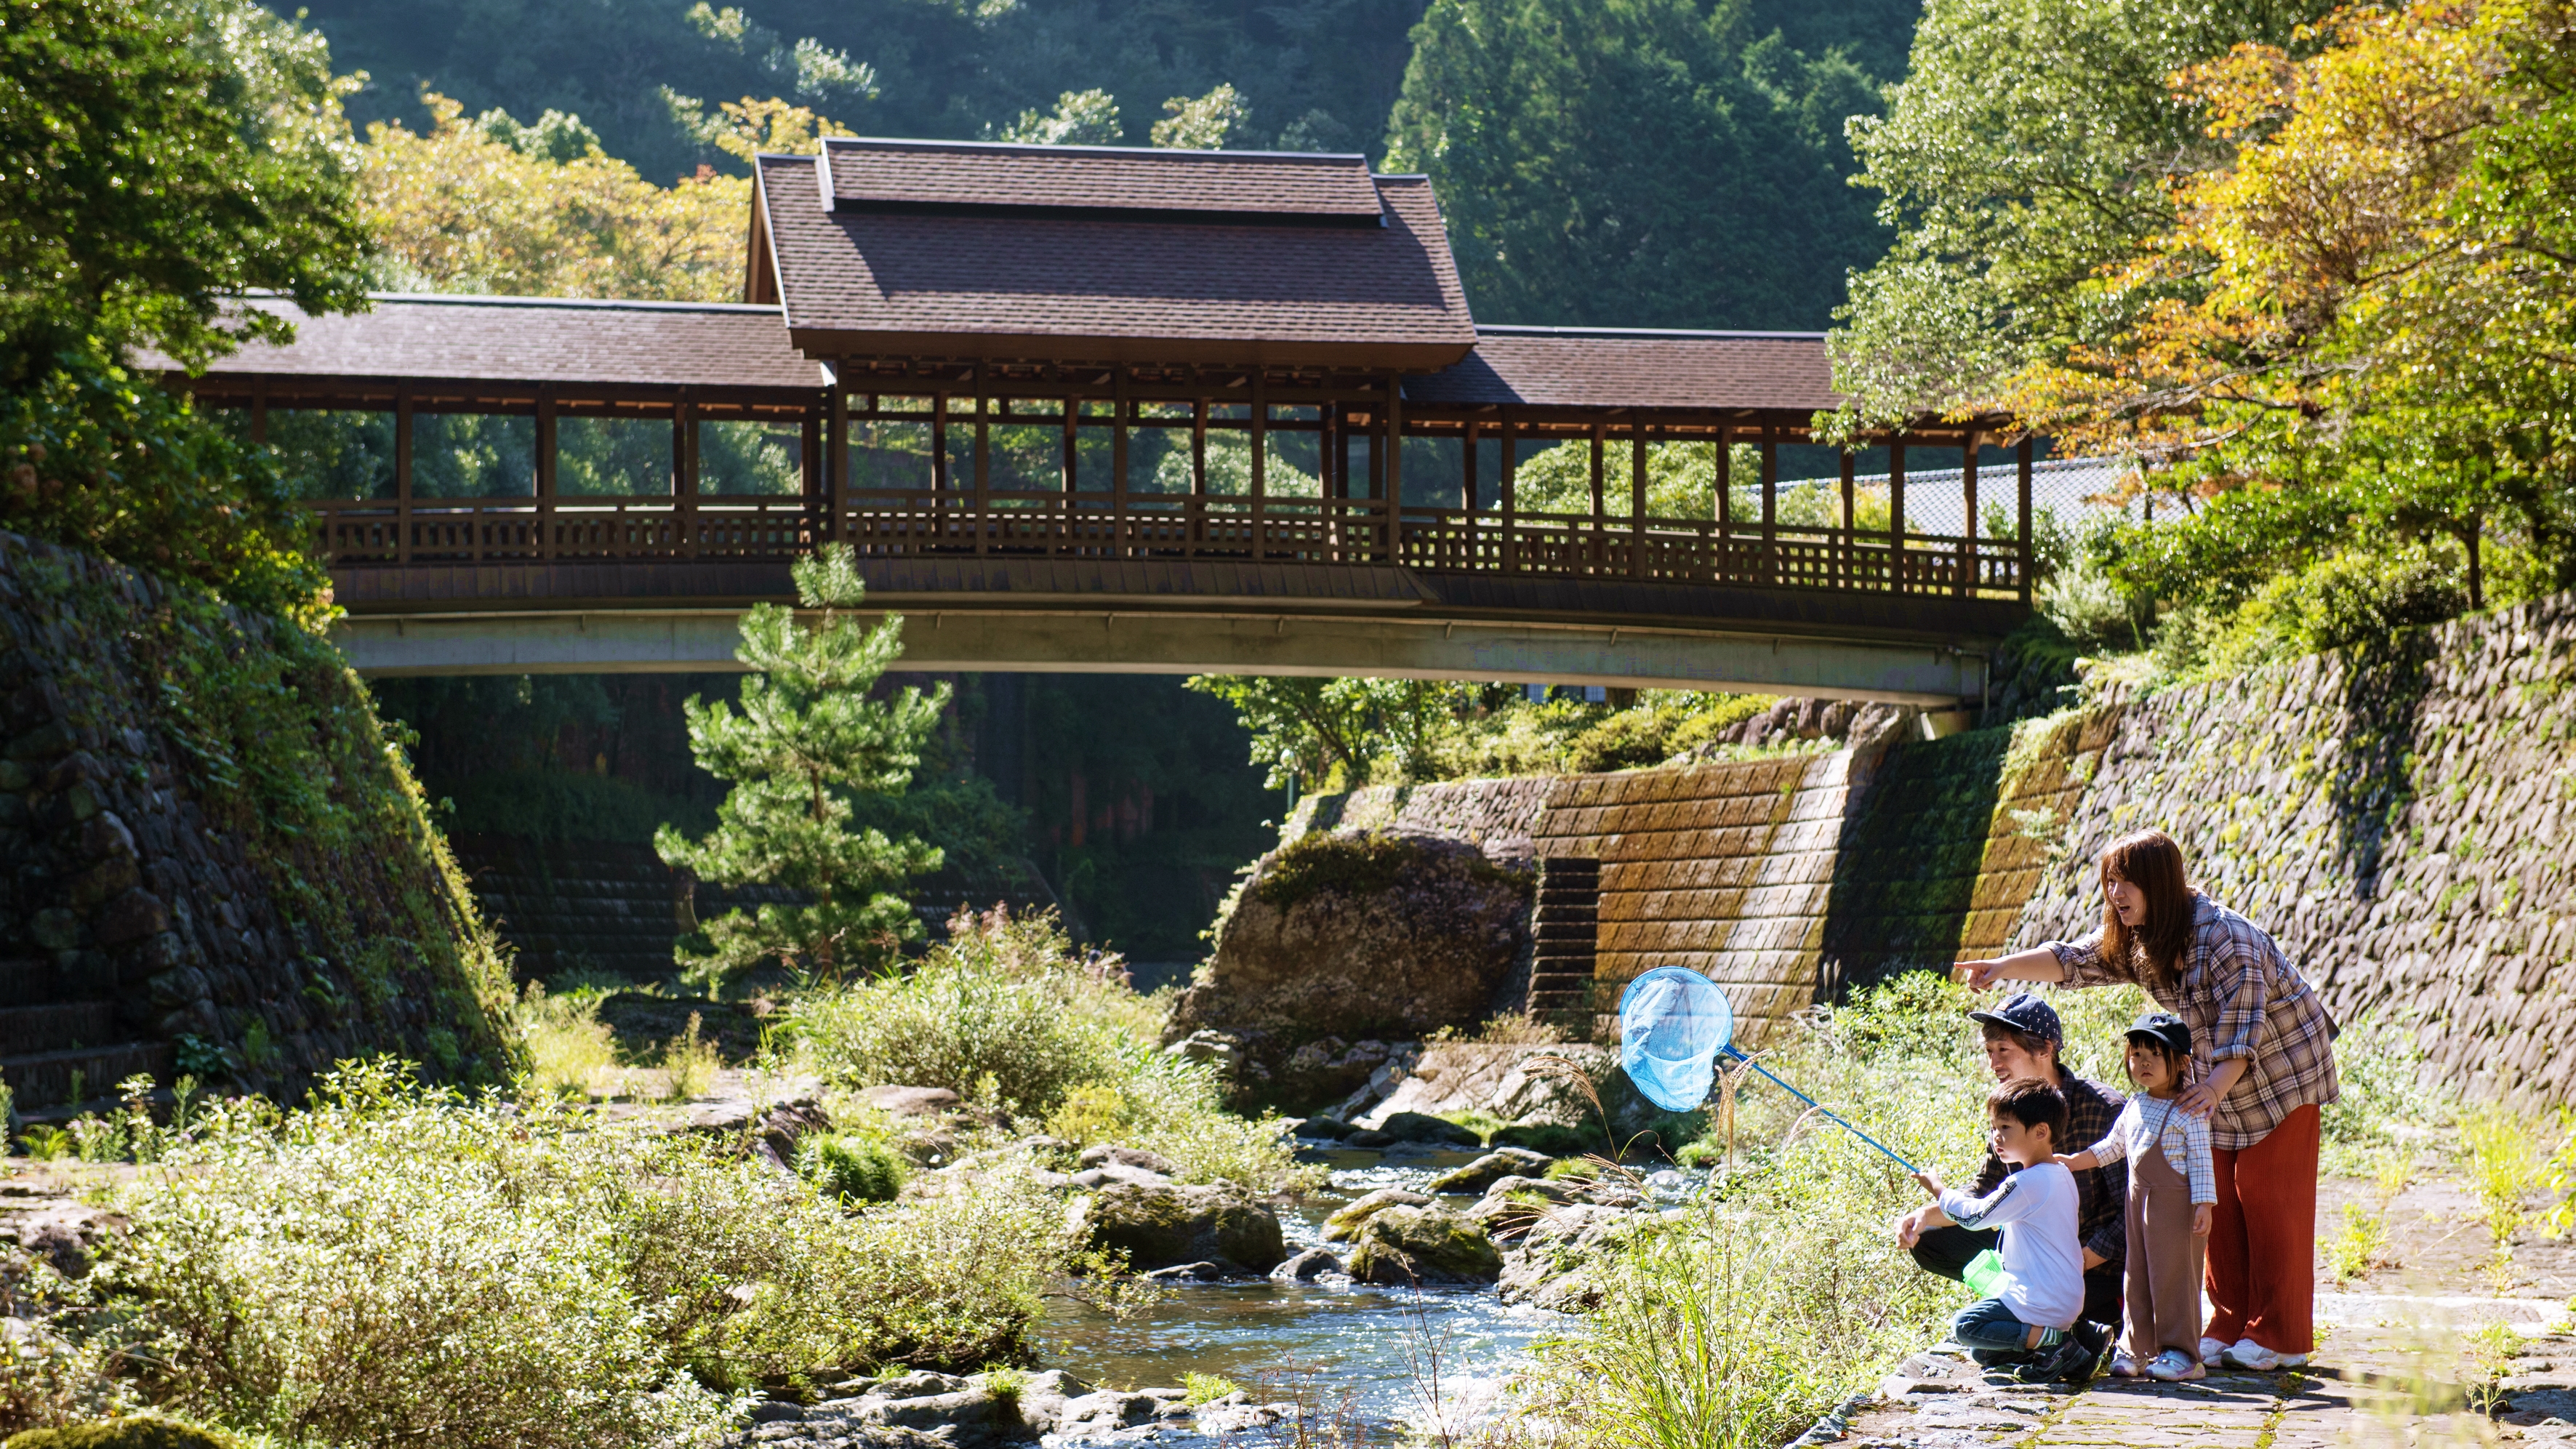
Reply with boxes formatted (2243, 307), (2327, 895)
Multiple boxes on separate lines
(280, 0), (1923, 329)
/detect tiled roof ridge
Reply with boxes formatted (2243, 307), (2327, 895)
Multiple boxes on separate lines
(816, 135), (1371, 164)
(1476, 324), (1830, 341)
(232, 289), (786, 316)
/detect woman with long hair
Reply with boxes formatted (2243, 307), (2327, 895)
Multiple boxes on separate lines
(1958, 828), (2339, 1372)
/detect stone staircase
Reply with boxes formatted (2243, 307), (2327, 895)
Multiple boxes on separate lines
(1525, 855), (1599, 1028)
(0, 955), (173, 1120)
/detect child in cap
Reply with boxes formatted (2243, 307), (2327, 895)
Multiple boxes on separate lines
(1912, 1077), (2093, 1382)
(2057, 1012), (2215, 1381)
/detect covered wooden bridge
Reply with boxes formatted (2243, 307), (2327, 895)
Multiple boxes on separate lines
(172, 140), (2036, 702)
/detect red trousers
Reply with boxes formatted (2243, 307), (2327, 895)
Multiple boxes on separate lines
(2205, 1103), (2319, 1355)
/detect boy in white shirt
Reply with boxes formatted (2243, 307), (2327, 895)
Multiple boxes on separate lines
(1911, 1077), (2093, 1382)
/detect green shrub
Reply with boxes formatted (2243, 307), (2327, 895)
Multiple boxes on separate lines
(1, 1418), (249, 1449)
(783, 922), (1125, 1117)
(94, 1061), (1076, 1447)
(798, 1133), (906, 1204)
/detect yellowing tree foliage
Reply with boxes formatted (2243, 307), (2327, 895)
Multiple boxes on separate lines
(2005, 0), (2576, 595)
(358, 94), (845, 302)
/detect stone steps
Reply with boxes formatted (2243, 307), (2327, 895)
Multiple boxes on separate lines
(0, 1001), (119, 1059)
(1528, 856), (1600, 1027)
(1, 1040), (174, 1110)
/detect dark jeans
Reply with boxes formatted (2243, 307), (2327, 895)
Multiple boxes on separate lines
(1952, 1296), (2039, 1360)
(1911, 1224), (2124, 1330)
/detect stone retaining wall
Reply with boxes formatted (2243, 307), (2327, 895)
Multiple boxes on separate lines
(0, 533), (513, 1110)
(1285, 591), (2576, 1105)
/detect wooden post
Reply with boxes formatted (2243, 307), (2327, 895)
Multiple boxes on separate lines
(1059, 393), (1076, 558)
(1112, 369), (1131, 559)
(1839, 448), (1856, 590)
(1383, 374), (1403, 566)
(1499, 414), (1517, 574)
(1629, 420), (1648, 579)
(1250, 374), (1268, 563)
(2016, 435), (2034, 605)
(827, 377), (848, 547)
(1588, 422), (1605, 574)
(676, 390), (698, 558)
(1960, 429), (1980, 598)
(394, 386), (413, 565)
(1890, 433), (1909, 595)
(972, 364), (990, 558)
(1758, 424), (1778, 587)
(1192, 396), (1208, 497)
(536, 385), (556, 561)
(1715, 426), (1731, 582)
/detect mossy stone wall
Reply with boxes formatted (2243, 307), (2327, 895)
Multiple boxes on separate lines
(0, 533), (513, 1108)
(2013, 594), (2576, 1107)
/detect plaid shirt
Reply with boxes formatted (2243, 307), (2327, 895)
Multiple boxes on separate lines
(2088, 1096), (2218, 1205)
(1970, 1070), (2128, 1269)
(2047, 893), (2341, 1152)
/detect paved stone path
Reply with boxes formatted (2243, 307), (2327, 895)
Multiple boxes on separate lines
(1814, 1173), (2576, 1449)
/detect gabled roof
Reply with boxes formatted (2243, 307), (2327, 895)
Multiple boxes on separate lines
(151, 294), (824, 394)
(1405, 326), (1842, 413)
(751, 143), (1477, 371)
(817, 137), (1385, 225)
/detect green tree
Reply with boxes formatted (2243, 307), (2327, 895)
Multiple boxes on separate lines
(1183, 675), (1380, 791)
(1385, 0), (1885, 329)
(656, 545), (947, 991)
(1, 0), (373, 379)
(1826, 0), (2332, 425)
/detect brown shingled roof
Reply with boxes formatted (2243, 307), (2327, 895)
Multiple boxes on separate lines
(819, 137), (1384, 224)
(1406, 327), (1841, 412)
(154, 294), (824, 394)
(757, 151), (1476, 370)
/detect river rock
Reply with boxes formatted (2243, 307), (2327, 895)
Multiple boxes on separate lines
(1077, 1144), (1180, 1175)
(1165, 832), (1530, 1104)
(1343, 1042), (1613, 1131)
(1067, 1181), (1286, 1275)
(1427, 1147), (1552, 1194)
(1321, 1187), (1432, 1242)
(1270, 1245), (1346, 1282)
(1376, 1110), (1480, 1147)
(859, 1085), (963, 1117)
(1344, 1204), (1502, 1285)
(739, 1368), (1092, 1448)
(1496, 1203), (1639, 1311)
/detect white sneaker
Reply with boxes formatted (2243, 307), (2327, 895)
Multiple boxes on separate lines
(2146, 1349), (2206, 1381)
(2222, 1338), (2281, 1371)
(2108, 1352), (2142, 1378)
(2200, 1336), (2229, 1365)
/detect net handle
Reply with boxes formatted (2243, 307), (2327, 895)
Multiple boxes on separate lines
(1722, 1045), (1918, 1174)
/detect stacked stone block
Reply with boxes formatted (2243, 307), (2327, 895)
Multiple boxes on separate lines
(0, 533), (508, 1111)
(2013, 596), (2576, 1108)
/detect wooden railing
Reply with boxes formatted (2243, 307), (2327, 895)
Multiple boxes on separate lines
(312, 490), (2029, 598)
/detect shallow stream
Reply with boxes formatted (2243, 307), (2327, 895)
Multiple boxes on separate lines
(1036, 1146), (1569, 1429)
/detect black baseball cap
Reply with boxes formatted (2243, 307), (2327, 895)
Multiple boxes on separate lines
(1965, 992), (2063, 1045)
(2124, 1011), (2193, 1056)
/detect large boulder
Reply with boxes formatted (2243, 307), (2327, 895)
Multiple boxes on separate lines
(1167, 832), (1530, 1104)
(1427, 1147), (1553, 1195)
(1066, 1181), (1285, 1275)
(1320, 1187), (1433, 1242)
(1341, 1042), (1613, 1132)
(1342, 1204), (1502, 1285)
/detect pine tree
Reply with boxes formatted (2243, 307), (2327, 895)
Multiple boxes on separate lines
(655, 545), (947, 991)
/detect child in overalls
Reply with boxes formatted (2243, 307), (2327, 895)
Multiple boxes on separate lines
(2058, 1012), (2215, 1381)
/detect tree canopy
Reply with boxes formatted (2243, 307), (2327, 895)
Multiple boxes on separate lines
(1384, 0), (1887, 329)
(0, 0), (374, 379)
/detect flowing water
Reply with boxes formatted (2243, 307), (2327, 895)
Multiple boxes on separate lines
(1037, 1146), (1572, 1429)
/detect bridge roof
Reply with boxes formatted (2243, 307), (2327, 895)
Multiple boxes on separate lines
(749, 145), (1476, 371)
(1405, 326), (1841, 413)
(817, 137), (1388, 224)
(154, 294), (825, 396)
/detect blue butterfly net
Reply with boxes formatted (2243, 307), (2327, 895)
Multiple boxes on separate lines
(1618, 966), (1735, 1112)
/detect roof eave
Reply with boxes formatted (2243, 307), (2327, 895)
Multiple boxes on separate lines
(786, 327), (1476, 373)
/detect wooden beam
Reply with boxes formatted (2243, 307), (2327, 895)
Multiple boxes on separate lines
(1890, 433), (1908, 595)
(1629, 419), (1648, 580)
(973, 364), (990, 559)
(1960, 428), (1980, 598)
(1500, 414), (1517, 574)
(2017, 435), (2034, 606)
(1839, 447), (1857, 592)
(1113, 369), (1131, 560)
(536, 384), (557, 561)
(1760, 424), (1777, 588)
(827, 380), (848, 543)
(395, 385), (413, 566)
